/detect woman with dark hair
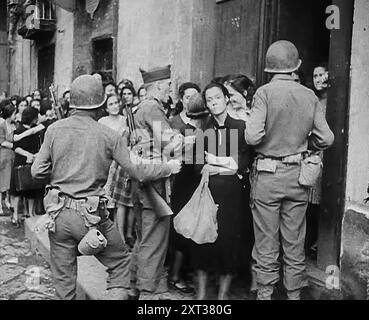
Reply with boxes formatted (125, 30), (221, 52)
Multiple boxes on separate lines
(137, 85), (147, 103)
(9, 107), (44, 226)
(312, 62), (329, 104)
(104, 81), (118, 97)
(120, 84), (137, 116)
(61, 90), (70, 118)
(0, 104), (16, 215)
(110, 85), (139, 247)
(169, 82), (201, 132)
(15, 98), (29, 124)
(169, 92), (209, 294)
(223, 74), (255, 121)
(32, 89), (43, 101)
(189, 82), (253, 300)
(10, 95), (21, 108)
(117, 79), (135, 97)
(98, 93), (127, 230)
(305, 62), (329, 258)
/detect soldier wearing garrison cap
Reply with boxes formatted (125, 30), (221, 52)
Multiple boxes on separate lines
(245, 40), (334, 300)
(127, 65), (184, 300)
(31, 74), (181, 300)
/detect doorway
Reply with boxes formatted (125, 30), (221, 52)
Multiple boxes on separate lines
(38, 44), (55, 95)
(276, 0), (331, 88)
(214, 0), (352, 271)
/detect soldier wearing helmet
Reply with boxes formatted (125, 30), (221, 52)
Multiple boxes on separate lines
(31, 74), (182, 300)
(245, 40), (334, 300)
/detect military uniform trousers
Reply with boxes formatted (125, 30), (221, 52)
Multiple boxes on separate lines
(129, 206), (170, 295)
(250, 161), (309, 292)
(48, 205), (131, 300)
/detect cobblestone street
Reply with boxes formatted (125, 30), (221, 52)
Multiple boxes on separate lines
(0, 208), (341, 301)
(0, 214), (58, 300)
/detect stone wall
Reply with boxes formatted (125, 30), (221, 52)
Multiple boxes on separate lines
(54, 7), (74, 99)
(341, 0), (369, 300)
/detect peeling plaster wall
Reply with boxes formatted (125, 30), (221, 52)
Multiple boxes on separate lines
(9, 36), (37, 96)
(117, 0), (193, 95)
(54, 7), (74, 99)
(341, 0), (369, 300)
(116, 0), (217, 96)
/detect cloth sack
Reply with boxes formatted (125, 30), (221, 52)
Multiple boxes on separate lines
(298, 154), (323, 187)
(173, 169), (218, 244)
(14, 164), (45, 192)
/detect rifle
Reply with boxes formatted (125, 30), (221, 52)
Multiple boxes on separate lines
(49, 84), (64, 120)
(125, 100), (139, 148)
(123, 99), (173, 216)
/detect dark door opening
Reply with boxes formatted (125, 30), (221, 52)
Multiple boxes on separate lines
(277, 0), (331, 87)
(38, 44), (55, 96)
(275, 0), (332, 265)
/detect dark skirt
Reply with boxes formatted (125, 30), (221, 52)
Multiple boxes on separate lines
(189, 174), (253, 275)
(170, 166), (201, 257)
(9, 166), (45, 199)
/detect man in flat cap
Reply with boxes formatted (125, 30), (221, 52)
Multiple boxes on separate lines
(31, 74), (181, 300)
(127, 65), (184, 300)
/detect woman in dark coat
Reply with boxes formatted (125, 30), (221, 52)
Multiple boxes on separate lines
(190, 82), (253, 300)
(168, 91), (208, 294)
(9, 107), (44, 226)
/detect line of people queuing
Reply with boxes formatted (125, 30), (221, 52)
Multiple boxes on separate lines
(1, 41), (331, 300)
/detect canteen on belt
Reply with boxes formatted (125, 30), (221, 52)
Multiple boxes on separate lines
(78, 228), (107, 256)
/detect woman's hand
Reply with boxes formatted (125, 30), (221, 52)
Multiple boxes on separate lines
(205, 151), (218, 165)
(201, 164), (220, 176)
(26, 153), (34, 164)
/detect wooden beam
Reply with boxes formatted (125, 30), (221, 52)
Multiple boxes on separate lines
(317, 0), (354, 270)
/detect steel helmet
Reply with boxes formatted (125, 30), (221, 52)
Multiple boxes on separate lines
(70, 74), (106, 110)
(264, 40), (302, 74)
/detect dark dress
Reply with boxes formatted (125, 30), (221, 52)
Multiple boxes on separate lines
(190, 115), (254, 275)
(10, 124), (44, 198)
(170, 121), (202, 258)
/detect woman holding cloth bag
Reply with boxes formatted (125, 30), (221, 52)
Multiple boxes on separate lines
(175, 82), (253, 300)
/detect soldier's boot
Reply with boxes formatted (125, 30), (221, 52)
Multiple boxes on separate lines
(139, 291), (173, 300)
(256, 285), (274, 300)
(287, 289), (301, 300)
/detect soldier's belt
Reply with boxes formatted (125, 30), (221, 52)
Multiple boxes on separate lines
(257, 153), (304, 164)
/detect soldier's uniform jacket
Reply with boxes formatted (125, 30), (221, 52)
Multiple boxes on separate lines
(245, 74), (334, 155)
(31, 112), (173, 199)
(132, 98), (183, 209)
